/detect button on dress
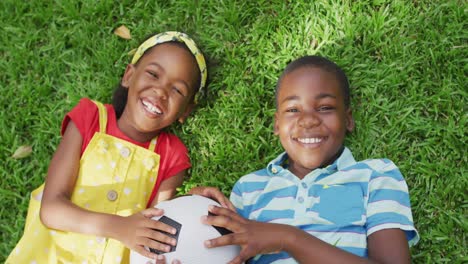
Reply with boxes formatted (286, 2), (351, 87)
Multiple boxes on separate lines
(7, 101), (160, 263)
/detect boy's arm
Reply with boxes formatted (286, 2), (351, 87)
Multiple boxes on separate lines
(285, 224), (410, 264)
(203, 206), (411, 264)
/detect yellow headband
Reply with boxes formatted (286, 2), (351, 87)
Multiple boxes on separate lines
(131, 31), (207, 100)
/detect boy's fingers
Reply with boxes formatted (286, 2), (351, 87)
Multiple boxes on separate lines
(205, 189), (235, 210)
(188, 186), (207, 196)
(202, 214), (243, 233)
(219, 197), (236, 211)
(188, 187), (236, 211)
(204, 233), (245, 248)
(209, 205), (245, 222)
(228, 255), (246, 264)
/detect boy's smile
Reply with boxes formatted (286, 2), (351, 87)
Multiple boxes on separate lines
(274, 67), (354, 178)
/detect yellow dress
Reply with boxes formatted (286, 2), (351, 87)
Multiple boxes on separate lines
(7, 101), (160, 263)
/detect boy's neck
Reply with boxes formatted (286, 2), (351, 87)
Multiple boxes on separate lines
(287, 146), (345, 179)
(319, 146), (345, 169)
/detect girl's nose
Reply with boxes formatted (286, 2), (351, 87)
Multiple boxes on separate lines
(152, 86), (168, 101)
(298, 112), (321, 128)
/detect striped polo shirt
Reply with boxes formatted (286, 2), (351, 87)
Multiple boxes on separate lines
(230, 147), (419, 264)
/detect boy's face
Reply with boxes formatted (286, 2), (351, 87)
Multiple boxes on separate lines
(274, 67), (354, 178)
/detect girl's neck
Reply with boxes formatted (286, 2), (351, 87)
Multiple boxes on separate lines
(117, 118), (161, 143)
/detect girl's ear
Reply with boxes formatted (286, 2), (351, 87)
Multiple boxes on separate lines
(121, 64), (135, 88)
(274, 112), (280, 135)
(346, 108), (355, 133)
(177, 102), (195, 124)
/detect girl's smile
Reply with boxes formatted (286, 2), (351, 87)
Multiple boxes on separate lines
(119, 42), (199, 142)
(141, 98), (163, 116)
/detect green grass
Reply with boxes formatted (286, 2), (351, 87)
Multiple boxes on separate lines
(1, 0), (466, 262)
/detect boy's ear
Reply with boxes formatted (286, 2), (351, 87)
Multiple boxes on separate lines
(346, 108), (355, 133)
(121, 64), (135, 88)
(178, 102), (195, 124)
(273, 112), (280, 135)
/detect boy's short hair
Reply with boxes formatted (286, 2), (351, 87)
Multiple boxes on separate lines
(276, 55), (350, 108)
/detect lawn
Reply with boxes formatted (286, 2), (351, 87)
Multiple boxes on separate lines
(0, 0), (466, 263)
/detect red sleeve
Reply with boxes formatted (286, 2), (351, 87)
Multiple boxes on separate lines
(61, 98), (100, 154)
(147, 132), (191, 206)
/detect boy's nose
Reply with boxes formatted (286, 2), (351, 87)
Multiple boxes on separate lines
(298, 113), (321, 128)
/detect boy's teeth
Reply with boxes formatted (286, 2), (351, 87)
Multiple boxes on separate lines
(297, 137), (322, 144)
(142, 100), (162, 114)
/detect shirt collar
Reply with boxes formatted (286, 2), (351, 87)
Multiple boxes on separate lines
(266, 147), (356, 176)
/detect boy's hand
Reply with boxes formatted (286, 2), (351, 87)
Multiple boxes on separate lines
(113, 208), (178, 260)
(201, 205), (288, 264)
(188, 186), (236, 211)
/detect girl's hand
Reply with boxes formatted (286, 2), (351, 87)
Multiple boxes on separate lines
(188, 186), (235, 211)
(113, 208), (178, 260)
(154, 254), (182, 264)
(201, 205), (289, 264)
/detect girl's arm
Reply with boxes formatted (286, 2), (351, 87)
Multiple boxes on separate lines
(203, 206), (411, 264)
(40, 121), (177, 259)
(149, 170), (186, 207)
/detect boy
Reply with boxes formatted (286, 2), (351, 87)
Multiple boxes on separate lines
(202, 56), (419, 264)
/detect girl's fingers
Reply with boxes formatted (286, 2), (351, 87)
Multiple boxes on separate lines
(144, 229), (176, 247)
(155, 254), (181, 264)
(146, 219), (178, 236)
(139, 236), (172, 254)
(141, 207), (165, 218)
(155, 254), (166, 264)
(133, 245), (158, 261)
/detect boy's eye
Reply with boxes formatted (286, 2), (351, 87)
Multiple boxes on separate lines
(317, 106), (335, 112)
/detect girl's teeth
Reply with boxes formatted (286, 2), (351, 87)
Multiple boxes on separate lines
(142, 100), (162, 115)
(298, 138), (322, 144)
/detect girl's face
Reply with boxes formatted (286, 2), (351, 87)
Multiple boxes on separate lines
(274, 67), (354, 178)
(119, 42), (199, 142)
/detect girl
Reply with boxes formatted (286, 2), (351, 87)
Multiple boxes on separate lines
(7, 31), (217, 263)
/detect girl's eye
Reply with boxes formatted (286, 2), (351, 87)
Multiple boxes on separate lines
(173, 87), (184, 96)
(286, 108), (299, 113)
(148, 71), (158, 79)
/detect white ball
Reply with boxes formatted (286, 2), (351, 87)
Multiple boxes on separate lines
(130, 195), (241, 264)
